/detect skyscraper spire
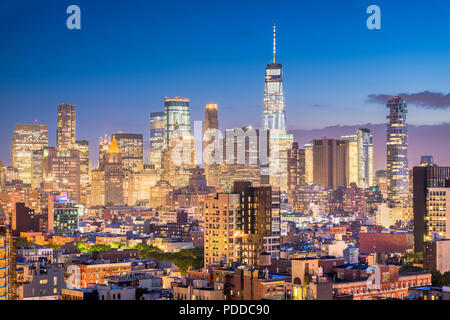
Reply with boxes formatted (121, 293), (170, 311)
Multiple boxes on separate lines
(273, 23), (276, 64)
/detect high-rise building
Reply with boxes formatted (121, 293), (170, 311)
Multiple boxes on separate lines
(43, 147), (81, 203)
(263, 24), (285, 134)
(149, 112), (166, 169)
(74, 140), (90, 206)
(287, 142), (305, 203)
(204, 103), (219, 187)
(31, 149), (44, 190)
(357, 128), (374, 188)
(386, 97), (409, 207)
(262, 24), (293, 192)
(304, 141), (314, 184)
(218, 126), (269, 191)
(164, 97), (191, 149)
(57, 103), (76, 151)
(98, 135), (111, 169)
(203, 193), (241, 267)
(341, 135), (358, 186)
(310, 138), (349, 189)
(104, 136), (124, 206)
(341, 128), (374, 188)
(113, 133), (144, 171)
(90, 169), (105, 207)
(232, 181), (273, 267)
(11, 123), (49, 185)
(413, 164), (450, 252)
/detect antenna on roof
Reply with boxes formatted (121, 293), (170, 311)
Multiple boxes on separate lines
(273, 23), (276, 64)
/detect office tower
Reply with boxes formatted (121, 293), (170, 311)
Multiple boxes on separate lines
(218, 126), (269, 191)
(43, 147), (81, 203)
(204, 103), (219, 133)
(204, 103), (219, 186)
(232, 181), (273, 267)
(304, 141), (314, 184)
(310, 138), (349, 189)
(357, 128), (374, 188)
(51, 193), (79, 236)
(413, 164), (450, 252)
(11, 123), (49, 184)
(31, 149), (44, 190)
(90, 169), (105, 206)
(341, 128), (374, 188)
(128, 165), (160, 207)
(113, 133), (144, 171)
(98, 135), (110, 169)
(104, 136), (124, 206)
(262, 24), (293, 192)
(287, 142), (305, 203)
(149, 112), (166, 169)
(74, 140), (90, 205)
(386, 97), (409, 207)
(263, 24), (286, 133)
(57, 103), (76, 151)
(164, 97), (191, 149)
(341, 135), (358, 185)
(203, 193), (241, 267)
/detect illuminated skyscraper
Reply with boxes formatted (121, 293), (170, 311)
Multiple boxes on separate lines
(11, 123), (49, 184)
(287, 142), (305, 203)
(43, 147), (81, 203)
(113, 133), (144, 171)
(341, 128), (373, 188)
(149, 112), (166, 169)
(357, 128), (374, 188)
(311, 138), (349, 189)
(263, 24), (285, 133)
(57, 103), (76, 151)
(341, 135), (358, 186)
(413, 164), (450, 252)
(75, 140), (90, 205)
(204, 103), (219, 187)
(104, 136), (124, 206)
(164, 97), (191, 149)
(204, 103), (219, 132)
(386, 97), (409, 207)
(31, 149), (44, 190)
(98, 135), (111, 170)
(262, 24), (293, 192)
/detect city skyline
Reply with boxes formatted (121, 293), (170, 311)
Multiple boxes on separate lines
(1, 1), (450, 170)
(2, 1), (450, 303)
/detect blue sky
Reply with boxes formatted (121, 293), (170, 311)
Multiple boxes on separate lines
(1, 0), (450, 166)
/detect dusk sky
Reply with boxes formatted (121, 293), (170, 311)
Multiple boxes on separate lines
(1, 0), (450, 168)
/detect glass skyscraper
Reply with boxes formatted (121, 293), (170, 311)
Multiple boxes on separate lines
(57, 103), (76, 151)
(164, 97), (191, 149)
(262, 24), (293, 192)
(114, 132), (144, 171)
(149, 111), (166, 169)
(357, 128), (374, 188)
(386, 96), (409, 207)
(263, 25), (286, 133)
(11, 123), (49, 184)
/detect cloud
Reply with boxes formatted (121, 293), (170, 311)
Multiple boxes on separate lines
(366, 91), (450, 109)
